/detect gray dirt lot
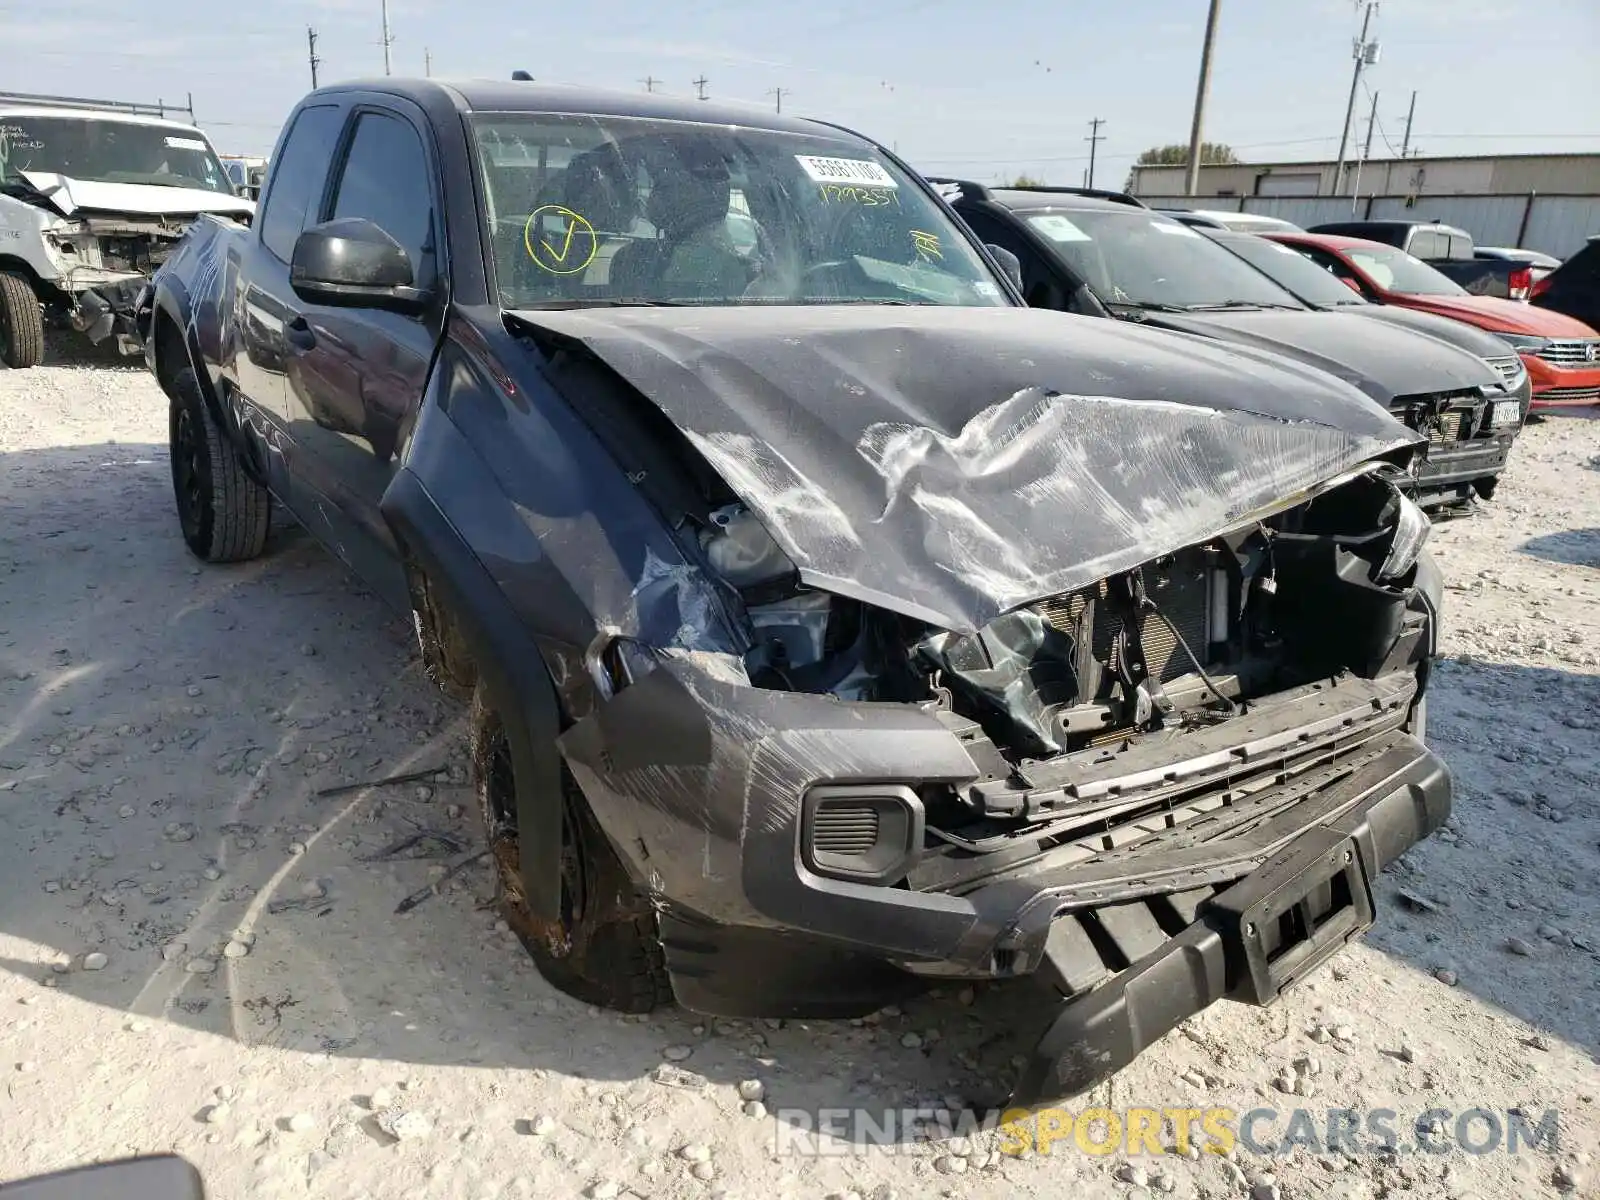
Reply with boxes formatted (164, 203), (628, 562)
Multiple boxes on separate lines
(1, 341), (1597, 1200)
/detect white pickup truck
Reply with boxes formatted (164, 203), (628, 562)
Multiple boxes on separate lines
(0, 92), (254, 367)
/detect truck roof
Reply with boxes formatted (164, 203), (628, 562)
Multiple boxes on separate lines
(307, 77), (839, 139)
(0, 104), (207, 135)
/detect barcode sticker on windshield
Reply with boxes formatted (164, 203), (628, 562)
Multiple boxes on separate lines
(165, 136), (208, 151)
(795, 155), (898, 187)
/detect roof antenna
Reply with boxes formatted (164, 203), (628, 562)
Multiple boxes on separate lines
(511, 70), (533, 81)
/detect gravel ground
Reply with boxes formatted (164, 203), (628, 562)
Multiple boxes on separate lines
(1, 341), (1597, 1200)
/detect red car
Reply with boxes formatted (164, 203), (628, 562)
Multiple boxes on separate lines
(1266, 232), (1600, 411)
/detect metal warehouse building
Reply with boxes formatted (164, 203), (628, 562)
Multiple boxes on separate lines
(1130, 152), (1600, 259)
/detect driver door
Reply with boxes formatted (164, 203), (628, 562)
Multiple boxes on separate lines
(280, 102), (447, 609)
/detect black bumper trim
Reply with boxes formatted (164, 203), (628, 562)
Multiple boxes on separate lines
(1008, 741), (1449, 1107)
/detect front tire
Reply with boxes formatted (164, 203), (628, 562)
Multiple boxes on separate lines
(470, 687), (671, 1013)
(168, 367), (270, 562)
(0, 271), (45, 369)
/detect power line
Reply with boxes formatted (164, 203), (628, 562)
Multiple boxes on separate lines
(307, 27), (321, 89)
(767, 86), (789, 113)
(692, 75), (709, 100)
(641, 76), (661, 92)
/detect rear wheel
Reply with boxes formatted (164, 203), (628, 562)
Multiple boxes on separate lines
(0, 271), (45, 369)
(470, 688), (671, 1013)
(168, 367), (271, 562)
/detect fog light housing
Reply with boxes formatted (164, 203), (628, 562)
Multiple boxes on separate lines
(801, 784), (923, 884)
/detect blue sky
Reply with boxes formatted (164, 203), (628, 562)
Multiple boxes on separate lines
(4, 0), (1597, 180)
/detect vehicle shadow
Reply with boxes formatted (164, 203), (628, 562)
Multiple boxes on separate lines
(35, 329), (147, 371)
(1519, 528), (1600, 568)
(2, 441), (1594, 1150)
(0, 440), (1048, 1133)
(1361, 654), (1600, 1058)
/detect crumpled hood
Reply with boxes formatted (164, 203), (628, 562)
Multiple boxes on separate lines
(18, 170), (253, 219)
(513, 305), (1421, 633)
(1134, 307), (1500, 401)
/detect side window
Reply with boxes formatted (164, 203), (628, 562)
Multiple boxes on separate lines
(1299, 246), (1367, 292)
(959, 210), (1060, 307)
(259, 104), (344, 263)
(327, 111), (435, 275)
(1408, 230), (1442, 259)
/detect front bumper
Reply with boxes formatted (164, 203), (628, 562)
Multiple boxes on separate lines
(67, 277), (148, 351)
(563, 654), (1445, 1014)
(1410, 430), (1515, 504)
(1010, 736), (1446, 1105)
(1526, 357), (1600, 409)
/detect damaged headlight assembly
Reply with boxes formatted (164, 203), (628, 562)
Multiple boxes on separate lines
(1377, 489), (1430, 582)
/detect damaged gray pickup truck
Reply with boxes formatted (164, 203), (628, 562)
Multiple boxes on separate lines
(139, 79), (1451, 1107)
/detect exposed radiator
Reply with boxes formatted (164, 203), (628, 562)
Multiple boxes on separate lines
(1034, 557), (1216, 686)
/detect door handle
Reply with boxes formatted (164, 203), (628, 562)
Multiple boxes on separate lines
(286, 316), (317, 352)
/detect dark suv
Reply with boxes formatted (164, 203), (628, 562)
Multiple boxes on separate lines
(941, 180), (1526, 510)
(140, 79), (1450, 1108)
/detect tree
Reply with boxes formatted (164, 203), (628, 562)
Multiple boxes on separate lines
(1136, 142), (1238, 166)
(1008, 173), (1045, 187)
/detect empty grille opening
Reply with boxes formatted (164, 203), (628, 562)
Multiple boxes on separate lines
(812, 806), (881, 857)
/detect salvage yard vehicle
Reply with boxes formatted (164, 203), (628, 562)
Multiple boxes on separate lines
(1270, 231), (1600, 412)
(0, 91), (251, 368)
(939, 180), (1525, 510)
(142, 78), (1452, 1107)
(1308, 219), (1534, 301)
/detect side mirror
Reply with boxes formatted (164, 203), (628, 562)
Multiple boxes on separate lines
(1, 1154), (204, 1200)
(986, 244), (1024, 293)
(290, 218), (428, 312)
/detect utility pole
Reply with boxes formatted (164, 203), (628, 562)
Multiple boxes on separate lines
(307, 27), (320, 89)
(641, 76), (661, 92)
(692, 76), (709, 100)
(767, 87), (787, 113)
(1333, 0), (1379, 195)
(424, 47), (432, 77)
(1085, 117), (1106, 189)
(1400, 89), (1417, 157)
(381, 0), (393, 76)
(1184, 0), (1222, 196)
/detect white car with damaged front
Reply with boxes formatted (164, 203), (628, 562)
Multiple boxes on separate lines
(0, 98), (253, 366)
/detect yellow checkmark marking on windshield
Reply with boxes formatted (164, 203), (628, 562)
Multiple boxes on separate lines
(542, 221), (578, 263)
(525, 205), (599, 276)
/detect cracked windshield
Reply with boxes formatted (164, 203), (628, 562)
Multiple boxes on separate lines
(473, 114), (1007, 308)
(0, 116), (231, 193)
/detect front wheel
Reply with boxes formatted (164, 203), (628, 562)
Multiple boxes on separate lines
(168, 367), (271, 562)
(0, 271), (44, 369)
(470, 688), (671, 1013)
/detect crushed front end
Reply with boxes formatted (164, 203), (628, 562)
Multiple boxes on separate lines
(560, 463), (1449, 1106)
(39, 213), (200, 352)
(1395, 380), (1527, 510)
